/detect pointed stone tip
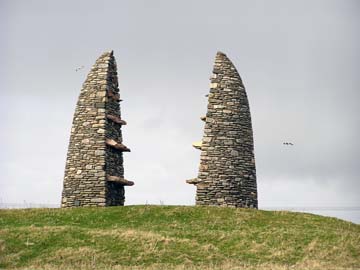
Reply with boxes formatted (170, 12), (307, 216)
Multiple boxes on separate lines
(213, 51), (244, 85)
(99, 50), (114, 58)
(215, 51), (232, 65)
(216, 51), (226, 57)
(93, 51), (115, 66)
(215, 51), (231, 62)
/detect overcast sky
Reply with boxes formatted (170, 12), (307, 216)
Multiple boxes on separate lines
(1, 0), (359, 223)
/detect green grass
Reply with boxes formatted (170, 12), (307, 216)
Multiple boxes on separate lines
(0, 205), (359, 269)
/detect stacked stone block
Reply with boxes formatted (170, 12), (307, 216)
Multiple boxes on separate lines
(61, 51), (133, 208)
(187, 51), (258, 208)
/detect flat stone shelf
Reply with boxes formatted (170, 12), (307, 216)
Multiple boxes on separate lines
(186, 178), (201, 185)
(107, 175), (134, 186)
(200, 116), (206, 122)
(192, 141), (202, 150)
(106, 114), (127, 125)
(107, 90), (121, 101)
(106, 138), (130, 152)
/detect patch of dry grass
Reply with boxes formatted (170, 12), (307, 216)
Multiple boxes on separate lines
(11, 261), (360, 270)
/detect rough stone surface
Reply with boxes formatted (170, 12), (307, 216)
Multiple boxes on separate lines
(187, 51), (258, 208)
(61, 51), (132, 208)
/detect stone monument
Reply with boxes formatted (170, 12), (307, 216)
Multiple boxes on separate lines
(186, 51), (258, 208)
(61, 51), (133, 208)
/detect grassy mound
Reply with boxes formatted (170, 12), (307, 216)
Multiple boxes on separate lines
(0, 205), (359, 269)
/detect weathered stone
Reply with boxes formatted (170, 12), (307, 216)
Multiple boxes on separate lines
(91, 198), (106, 203)
(186, 51), (258, 209)
(95, 150), (105, 156)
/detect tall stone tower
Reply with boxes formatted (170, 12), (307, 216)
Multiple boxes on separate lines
(61, 51), (134, 208)
(187, 51), (257, 208)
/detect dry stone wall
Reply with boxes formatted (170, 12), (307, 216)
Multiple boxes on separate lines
(61, 51), (133, 208)
(187, 52), (258, 208)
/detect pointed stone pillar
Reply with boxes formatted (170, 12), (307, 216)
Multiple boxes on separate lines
(61, 51), (133, 207)
(187, 52), (257, 208)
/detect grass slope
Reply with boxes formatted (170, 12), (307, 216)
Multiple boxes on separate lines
(0, 206), (359, 270)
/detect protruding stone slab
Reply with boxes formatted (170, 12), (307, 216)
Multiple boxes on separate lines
(192, 141), (202, 150)
(186, 178), (201, 185)
(106, 114), (127, 125)
(108, 90), (120, 101)
(107, 175), (134, 186)
(200, 116), (206, 122)
(106, 139), (130, 152)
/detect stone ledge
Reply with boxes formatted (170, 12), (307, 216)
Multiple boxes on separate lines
(106, 138), (130, 152)
(106, 114), (127, 125)
(107, 175), (134, 186)
(107, 90), (121, 101)
(192, 141), (202, 150)
(186, 178), (201, 185)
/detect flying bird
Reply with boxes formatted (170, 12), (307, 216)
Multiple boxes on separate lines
(283, 142), (294, 146)
(75, 65), (84, 72)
